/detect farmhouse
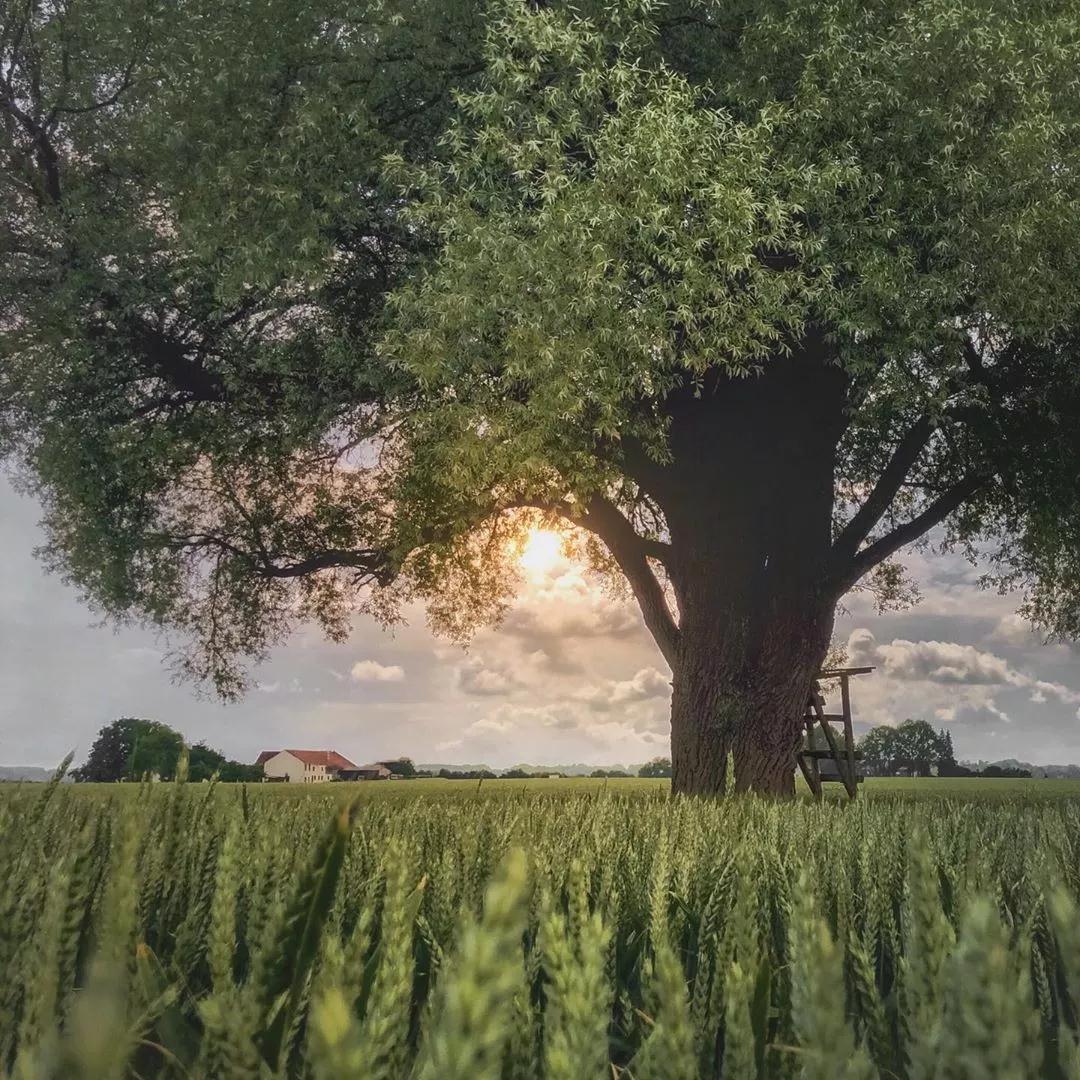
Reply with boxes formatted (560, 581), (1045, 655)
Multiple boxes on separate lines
(256, 749), (357, 784)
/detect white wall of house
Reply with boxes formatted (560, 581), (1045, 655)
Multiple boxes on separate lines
(262, 751), (334, 784)
(262, 751), (304, 782)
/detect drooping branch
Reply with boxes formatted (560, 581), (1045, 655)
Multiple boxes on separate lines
(167, 533), (392, 584)
(577, 494), (680, 667)
(832, 474), (986, 594)
(831, 415), (935, 563)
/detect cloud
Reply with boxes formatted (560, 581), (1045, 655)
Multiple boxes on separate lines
(847, 629), (1080, 720)
(989, 613), (1039, 647)
(848, 629), (1013, 685)
(576, 667), (671, 713)
(452, 700), (671, 756)
(255, 677), (304, 695)
(350, 659), (405, 683)
(498, 568), (644, 672)
(934, 693), (1011, 726)
(504, 601), (639, 640)
(441, 704), (581, 753)
(489, 703), (582, 731)
(455, 656), (521, 697)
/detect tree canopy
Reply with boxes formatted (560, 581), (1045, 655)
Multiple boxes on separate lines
(859, 720), (955, 777)
(72, 718), (261, 782)
(6, 0), (1080, 792)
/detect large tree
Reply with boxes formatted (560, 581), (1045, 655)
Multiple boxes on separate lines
(5, 1), (1080, 795)
(71, 717), (145, 782)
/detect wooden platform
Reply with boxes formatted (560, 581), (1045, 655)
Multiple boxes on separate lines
(796, 667), (873, 801)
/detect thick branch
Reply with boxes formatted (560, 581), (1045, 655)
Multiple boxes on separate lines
(169, 533), (391, 583)
(257, 549), (390, 581)
(831, 415), (935, 563)
(578, 495), (680, 667)
(833, 475), (985, 594)
(512, 496), (671, 564)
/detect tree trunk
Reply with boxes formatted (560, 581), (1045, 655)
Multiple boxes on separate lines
(669, 600), (835, 797)
(647, 330), (849, 797)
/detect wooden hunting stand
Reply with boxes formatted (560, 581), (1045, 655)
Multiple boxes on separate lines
(796, 666), (874, 800)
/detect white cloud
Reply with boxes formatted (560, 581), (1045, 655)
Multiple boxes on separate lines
(455, 657), (521, 697)
(454, 701), (670, 756)
(989, 613), (1039, 647)
(848, 629), (1010, 685)
(849, 629), (1080, 705)
(576, 667), (671, 713)
(350, 659), (405, 683)
(845, 629), (1080, 731)
(499, 568), (644, 672)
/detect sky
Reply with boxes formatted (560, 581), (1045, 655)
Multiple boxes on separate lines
(3, 475), (1080, 770)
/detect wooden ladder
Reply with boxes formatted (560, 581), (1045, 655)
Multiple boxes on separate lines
(796, 666), (873, 801)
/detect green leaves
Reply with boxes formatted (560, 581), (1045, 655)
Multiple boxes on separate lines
(6, 0), (1080, 696)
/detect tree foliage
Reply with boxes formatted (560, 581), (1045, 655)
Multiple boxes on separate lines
(70, 717), (146, 782)
(859, 721), (957, 777)
(72, 717), (259, 781)
(128, 721), (184, 780)
(4, 0), (1080, 750)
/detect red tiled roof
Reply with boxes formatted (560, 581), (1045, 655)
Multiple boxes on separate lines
(255, 749), (358, 770)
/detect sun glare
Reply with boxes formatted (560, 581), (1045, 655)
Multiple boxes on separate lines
(518, 528), (564, 578)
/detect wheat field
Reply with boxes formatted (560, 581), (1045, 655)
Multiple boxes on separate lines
(4, 766), (1080, 1078)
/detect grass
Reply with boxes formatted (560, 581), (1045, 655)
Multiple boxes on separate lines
(4, 769), (1080, 1077)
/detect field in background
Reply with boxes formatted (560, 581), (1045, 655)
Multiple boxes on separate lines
(62, 774), (1080, 802)
(4, 776), (1080, 1077)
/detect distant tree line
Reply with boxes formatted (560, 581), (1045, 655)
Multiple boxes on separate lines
(857, 720), (1030, 778)
(373, 760), (664, 780)
(433, 767), (567, 780)
(72, 718), (262, 782)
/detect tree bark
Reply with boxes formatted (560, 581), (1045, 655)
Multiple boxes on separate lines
(637, 330), (849, 797)
(668, 597), (836, 796)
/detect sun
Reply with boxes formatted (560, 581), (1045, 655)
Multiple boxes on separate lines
(518, 528), (564, 578)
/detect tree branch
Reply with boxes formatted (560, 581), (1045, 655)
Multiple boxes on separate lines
(577, 494), (680, 667)
(831, 415), (935, 564)
(511, 495), (672, 564)
(833, 474), (985, 594)
(256, 549), (390, 581)
(167, 534), (391, 584)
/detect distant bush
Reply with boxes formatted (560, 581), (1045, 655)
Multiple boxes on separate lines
(980, 765), (1031, 778)
(378, 757), (417, 777)
(637, 757), (673, 778)
(437, 768), (497, 781)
